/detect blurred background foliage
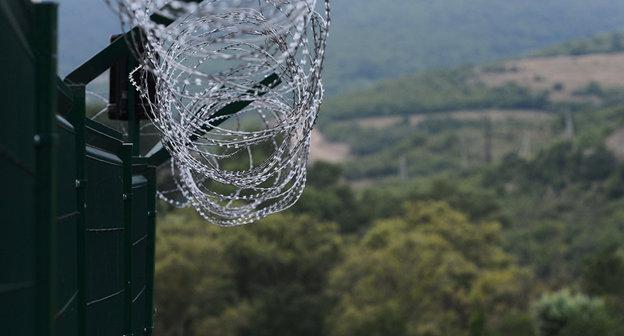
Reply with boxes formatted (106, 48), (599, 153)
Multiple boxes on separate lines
(156, 31), (624, 333)
(57, 0), (624, 334)
(154, 151), (624, 335)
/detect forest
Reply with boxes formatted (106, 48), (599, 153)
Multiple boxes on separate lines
(154, 152), (624, 335)
(151, 31), (624, 334)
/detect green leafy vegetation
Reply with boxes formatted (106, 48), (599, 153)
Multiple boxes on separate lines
(155, 140), (624, 334)
(155, 209), (343, 336)
(322, 68), (549, 120)
(327, 202), (532, 336)
(532, 290), (620, 336)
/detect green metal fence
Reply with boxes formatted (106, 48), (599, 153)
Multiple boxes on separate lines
(1, 1), (58, 335)
(0, 0), (268, 334)
(0, 1), (164, 335)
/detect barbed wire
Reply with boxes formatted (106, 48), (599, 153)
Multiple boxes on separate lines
(104, 0), (330, 226)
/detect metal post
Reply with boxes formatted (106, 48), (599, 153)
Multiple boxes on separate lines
(69, 84), (87, 336)
(144, 165), (157, 335)
(33, 3), (58, 336)
(122, 143), (134, 335)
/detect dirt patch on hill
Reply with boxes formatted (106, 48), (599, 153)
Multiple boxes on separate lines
(355, 116), (403, 129)
(425, 109), (554, 123)
(309, 130), (351, 163)
(479, 53), (624, 101)
(348, 109), (554, 130)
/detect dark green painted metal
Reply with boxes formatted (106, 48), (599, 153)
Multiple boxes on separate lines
(34, 3), (59, 336)
(3, 1), (156, 335)
(54, 114), (79, 336)
(54, 78), (83, 335)
(122, 143), (134, 335)
(56, 77), (74, 119)
(68, 84), (87, 336)
(130, 163), (150, 335)
(65, 31), (133, 85)
(85, 119), (125, 141)
(0, 1), (37, 334)
(84, 119), (126, 154)
(144, 165), (157, 335)
(83, 144), (126, 335)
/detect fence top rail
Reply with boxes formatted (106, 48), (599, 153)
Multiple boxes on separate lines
(58, 0), (281, 170)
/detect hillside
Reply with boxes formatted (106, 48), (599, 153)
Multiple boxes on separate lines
(316, 45), (624, 181)
(323, 51), (624, 122)
(56, 0), (624, 94)
(532, 32), (624, 57)
(479, 53), (624, 102)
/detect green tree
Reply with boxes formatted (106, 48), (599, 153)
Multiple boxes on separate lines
(154, 210), (343, 336)
(292, 162), (367, 232)
(583, 246), (624, 301)
(532, 290), (618, 336)
(582, 246), (624, 333)
(326, 201), (531, 336)
(154, 210), (236, 336)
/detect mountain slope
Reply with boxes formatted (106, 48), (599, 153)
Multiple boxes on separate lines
(315, 34), (624, 180)
(532, 32), (624, 57)
(327, 0), (624, 94)
(56, 0), (624, 94)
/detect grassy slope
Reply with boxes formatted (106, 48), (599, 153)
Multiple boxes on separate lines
(320, 68), (549, 121)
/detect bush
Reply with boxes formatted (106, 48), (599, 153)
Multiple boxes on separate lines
(532, 290), (617, 336)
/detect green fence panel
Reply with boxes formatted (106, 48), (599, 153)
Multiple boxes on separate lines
(55, 115), (79, 336)
(84, 144), (126, 336)
(131, 170), (149, 335)
(1, 1), (162, 335)
(0, 1), (37, 334)
(0, 1), (59, 335)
